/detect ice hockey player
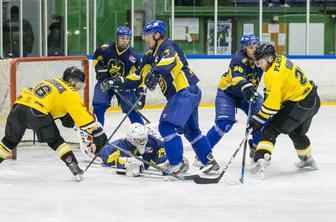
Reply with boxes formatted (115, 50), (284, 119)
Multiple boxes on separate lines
(92, 26), (144, 126)
(136, 19), (219, 174)
(205, 34), (263, 161)
(0, 67), (108, 180)
(100, 123), (168, 177)
(249, 43), (320, 179)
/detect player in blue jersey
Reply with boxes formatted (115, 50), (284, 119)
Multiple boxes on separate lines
(129, 19), (219, 174)
(99, 123), (168, 176)
(205, 34), (264, 160)
(92, 26), (144, 126)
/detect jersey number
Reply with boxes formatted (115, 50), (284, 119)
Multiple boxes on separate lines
(286, 59), (307, 86)
(34, 84), (52, 98)
(295, 68), (307, 86)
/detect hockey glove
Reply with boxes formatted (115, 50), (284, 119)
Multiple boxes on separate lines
(92, 127), (108, 153)
(96, 68), (110, 82)
(60, 113), (75, 128)
(248, 114), (267, 133)
(135, 88), (146, 110)
(124, 157), (144, 177)
(100, 76), (126, 92)
(145, 68), (160, 91)
(241, 82), (260, 103)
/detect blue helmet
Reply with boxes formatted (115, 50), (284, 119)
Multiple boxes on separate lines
(143, 19), (166, 37)
(240, 34), (260, 48)
(116, 26), (132, 37)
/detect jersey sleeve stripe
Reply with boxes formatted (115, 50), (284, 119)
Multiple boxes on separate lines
(261, 105), (278, 115)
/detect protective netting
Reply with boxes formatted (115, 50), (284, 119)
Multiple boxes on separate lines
(0, 57), (89, 150)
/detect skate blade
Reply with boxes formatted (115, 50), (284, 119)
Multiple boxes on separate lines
(297, 165), (319, 171)
(75, 174), (84, 182)
(256, 171), (265, 180)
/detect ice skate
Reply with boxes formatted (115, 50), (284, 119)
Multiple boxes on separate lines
(192, 155), (203, 168)
(249, 153), (271, 179)
(168, 157), (190, 175)
(201, 152), (220, 173)
(68, 162), (84, 181)
(295, 155), (318, 170)
(248, 139), (256, 160)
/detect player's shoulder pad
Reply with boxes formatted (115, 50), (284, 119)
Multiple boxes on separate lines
(100, 42), (113, 50)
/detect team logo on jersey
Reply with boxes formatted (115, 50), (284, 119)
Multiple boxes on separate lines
(128, 55), (136, 63)
(108, 59), (125, 77)
(158, 77), (167, 94)
(245, 72), (259, 87)
(154, 56), (159, 64)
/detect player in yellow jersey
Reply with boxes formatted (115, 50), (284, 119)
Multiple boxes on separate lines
(248, 43), (320, 179)
(0, 67), (108, 181)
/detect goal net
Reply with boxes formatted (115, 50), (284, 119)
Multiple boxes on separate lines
(0, 56), (89, 159)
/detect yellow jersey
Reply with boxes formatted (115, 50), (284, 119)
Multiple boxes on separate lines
(15, 78), (95, 127)
(259, 55), (313, 119)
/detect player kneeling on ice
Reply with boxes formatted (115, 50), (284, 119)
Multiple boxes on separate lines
(248, 43), (320, 179)
(0, 67), (108, 181)
(95, 123), (168, 177)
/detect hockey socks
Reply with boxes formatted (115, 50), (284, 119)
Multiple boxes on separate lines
(128, 110), (144, 124)
(190, 135), (212, 165)
(206, 120), (234, 148)
(159, 122), (183, 165)
(93, 105), (108, 126)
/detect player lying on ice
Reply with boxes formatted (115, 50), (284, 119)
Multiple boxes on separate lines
(81, 123), (168, 177)
(0, 67), (108, 181)
(248, 43), (321, 179)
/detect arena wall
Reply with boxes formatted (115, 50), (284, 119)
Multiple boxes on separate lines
(87, 56), (336, 106)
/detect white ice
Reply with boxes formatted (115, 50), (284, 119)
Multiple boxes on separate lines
(1, 106), (336, 222)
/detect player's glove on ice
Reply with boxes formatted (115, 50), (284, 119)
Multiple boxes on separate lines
(145, 68), (160, 91)
(241, 82), (260, 103)
(92, 127), (108, 153)
(248, 114), (267, 133)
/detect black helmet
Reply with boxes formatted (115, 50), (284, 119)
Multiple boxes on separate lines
(63, 66), (85, 83)
(254, 43), (276, 61)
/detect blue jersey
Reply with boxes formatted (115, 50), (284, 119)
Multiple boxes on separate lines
(100, 135), (167, 169)
(218, 50), (263, 99)
(93, 42), (140, 78)
(136, 39), (199, 99)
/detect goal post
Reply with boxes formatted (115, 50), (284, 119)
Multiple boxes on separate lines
(0, 56), (90, 159)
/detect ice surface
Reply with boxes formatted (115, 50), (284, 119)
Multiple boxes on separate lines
(1, 107), (335, 222)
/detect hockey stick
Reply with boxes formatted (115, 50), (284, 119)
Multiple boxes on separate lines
(109, 142), (206, 181)
(84, 87), (148, 172)
(112, 89), (151, 124)
(107, 166), (165, 179)
(193, 129), (252, 184)
(239, 101), (253, 184)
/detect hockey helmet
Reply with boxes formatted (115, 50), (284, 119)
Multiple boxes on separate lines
(63, 66), (85, 83)
(254, 43), (276, 61)
(116, 26), (132, 37)
(143, 19), (166, 37)
(240, 34), (260, 48)
(126, 123), (148, 155)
